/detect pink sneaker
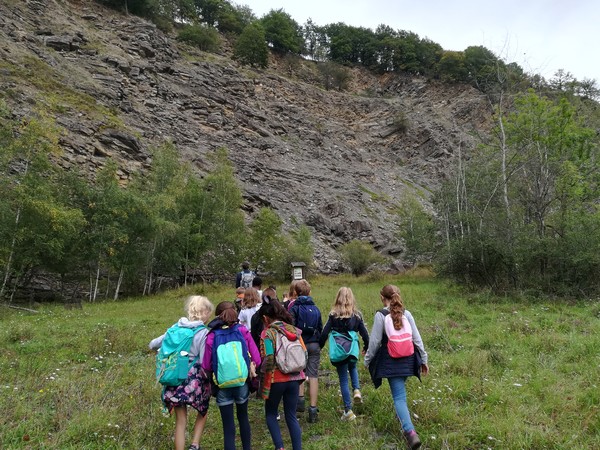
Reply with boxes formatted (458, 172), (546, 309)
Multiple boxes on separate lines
(404, 430), (421, 449)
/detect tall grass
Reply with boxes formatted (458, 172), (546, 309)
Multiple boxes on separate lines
(1, 273), (599, 449)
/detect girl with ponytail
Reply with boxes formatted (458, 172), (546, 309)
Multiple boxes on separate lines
(364, 285), (429, 450)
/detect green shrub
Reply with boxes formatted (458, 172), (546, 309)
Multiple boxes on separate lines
(177, 25), (220, 53)
(339, 240), (385, 276)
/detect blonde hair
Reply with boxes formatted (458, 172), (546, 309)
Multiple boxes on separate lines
(243, 288), (260, 308)
(186, 295), (214, 322)
(331, 287), (359, 319)
(294, 279), (311, 297)
(380, 284), (405, 330)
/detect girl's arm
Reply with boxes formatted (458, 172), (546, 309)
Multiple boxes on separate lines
(405, 310), (428, 365)
(148, 334), (165, 350)
(363, 311), (385, 366)
(356, 317), (370, 352)
(201, 332), (215, 372)
(318, 316), (332, 348)
(240, 325), (262, 367)
(259, 330), (276, 399)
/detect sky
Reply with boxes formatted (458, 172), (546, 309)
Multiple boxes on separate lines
(243, 0), (599, 82)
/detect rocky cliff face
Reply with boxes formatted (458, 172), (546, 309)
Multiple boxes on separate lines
(0, 0), (491, 271)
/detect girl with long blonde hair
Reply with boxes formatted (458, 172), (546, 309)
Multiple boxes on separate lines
(319, 287), (369, 421)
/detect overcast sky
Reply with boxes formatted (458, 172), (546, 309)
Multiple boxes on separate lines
(243, 0), (598, 82)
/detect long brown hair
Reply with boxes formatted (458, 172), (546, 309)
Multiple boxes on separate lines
(215, 301), (238, 325)
(243, 288), (261, 308)
(380, 284), (405, 330)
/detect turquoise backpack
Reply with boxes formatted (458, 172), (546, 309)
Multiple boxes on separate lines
(328, 330), (360, 363)
(211, 324), (250, 388)
(156, 324), (206, 386)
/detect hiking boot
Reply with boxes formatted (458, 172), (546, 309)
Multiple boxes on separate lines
(353, 389), (362, 404)
(307, 406), (319, 423)
(340, 410), (356, 421)
(404, 430), (421, 450)
(296, 396), (305, 413)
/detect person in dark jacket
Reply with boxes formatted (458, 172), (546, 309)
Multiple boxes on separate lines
(364, 284), (429, 450)
(288, 279), (322, 422)
(319, 287), (369, 421)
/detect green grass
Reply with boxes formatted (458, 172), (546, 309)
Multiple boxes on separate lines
(1, 273), (599, 449)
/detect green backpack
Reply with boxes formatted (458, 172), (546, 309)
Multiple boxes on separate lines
(156, 324), (206, 386)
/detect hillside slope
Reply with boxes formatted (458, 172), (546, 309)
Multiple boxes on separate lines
(0, 0), (491, 270)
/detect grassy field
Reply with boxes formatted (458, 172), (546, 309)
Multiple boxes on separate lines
(1, 272), (599, 449)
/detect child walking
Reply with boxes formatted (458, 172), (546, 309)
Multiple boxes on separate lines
(149, 296), (214, 450)
(238, 287), (262, 331)
(364, 285), (429, 450)
(288, 279), (322, 421)
(202, 301), (261, 450)
(319, 287), (369, 421)
(259, 298), (306, 450)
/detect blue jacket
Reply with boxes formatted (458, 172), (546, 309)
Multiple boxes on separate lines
(289, 296), (322, 344)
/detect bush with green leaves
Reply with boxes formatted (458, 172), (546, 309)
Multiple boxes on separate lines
(234, 22), (269, 68)
(177, 25), (220, 52)
(339, 239), (385, 276)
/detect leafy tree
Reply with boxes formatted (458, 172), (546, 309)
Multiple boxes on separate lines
(195, 148), (246, 277)
(396, 195), (435, 263)
(435, 91), (599, 295)
(260, 9), (303, 54)
(177, 24), (220, 52)
(464, 45), (502, 90)
(247, 207), (285, 275)
(193, 0), (223, 26)
(234, 22), (269, 68)
(0, 106), (93, 302)
(215, 2), (255, 34)
(339, 240), (385, 276)
(302, 18), (327, 61)
(437, 51), (467, 82)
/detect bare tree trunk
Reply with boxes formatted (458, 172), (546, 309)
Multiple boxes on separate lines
(105, 270), (110, 299)
(144, 238), (157, 296)
(92, 261), (101, 302)
(0, 205), (21, 298)
(114, 267), (124, 301)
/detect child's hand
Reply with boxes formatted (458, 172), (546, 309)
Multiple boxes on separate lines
(250, 361), (257, 378)
(421, 363), (429, 376)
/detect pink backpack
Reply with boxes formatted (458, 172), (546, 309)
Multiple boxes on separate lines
(384, 313), (414, 358)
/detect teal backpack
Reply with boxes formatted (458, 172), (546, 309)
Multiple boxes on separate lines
(328, 329), (360, 363)
(156, 324), (206, 386)
(211, 324), (250, 388)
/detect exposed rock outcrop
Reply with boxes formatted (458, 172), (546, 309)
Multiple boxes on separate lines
(0, 0), (492, 270)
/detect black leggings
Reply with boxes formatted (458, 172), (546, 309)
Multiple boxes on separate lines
(219, 401), (251, 450)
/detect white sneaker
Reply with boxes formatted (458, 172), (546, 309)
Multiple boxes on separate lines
(341, 410), (356, 421)
(353, 389), (362, 404)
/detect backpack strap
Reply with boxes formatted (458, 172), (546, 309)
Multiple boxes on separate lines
(377, 309), (389, 344)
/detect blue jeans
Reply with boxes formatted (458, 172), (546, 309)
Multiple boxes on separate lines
(219, 401), (251, 450)
(388, 376), (414, 433)
(336, 360), (360, 411)
(265, 381), (302, 450)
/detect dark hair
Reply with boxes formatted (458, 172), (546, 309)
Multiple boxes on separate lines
(252, 276), (262, 287)
(381, 284), (405, 330)
(261, 298), (292, 323)
(215, 301), (238, 325)
(242, 261), (250, 270)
